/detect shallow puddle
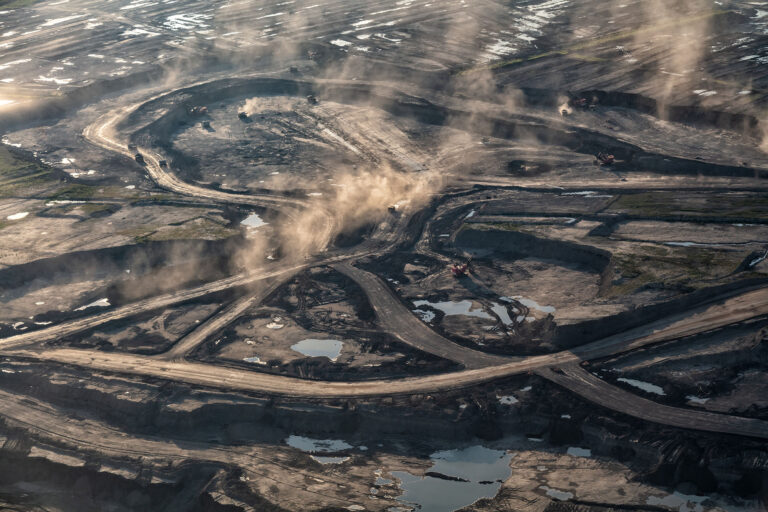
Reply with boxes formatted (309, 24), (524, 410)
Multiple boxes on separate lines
(290, 339), (343, 361)
(392, 445), (513, 512)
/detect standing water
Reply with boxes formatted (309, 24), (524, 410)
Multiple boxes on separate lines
(392, 445), (513, 511)
(290, 339), (343, 361)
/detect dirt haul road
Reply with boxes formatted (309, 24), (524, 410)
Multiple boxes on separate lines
(7, 281), (768, 438)
(537, 365), (768, 439)
(83, 99), (338, 253)
(4, 81), (766, 441)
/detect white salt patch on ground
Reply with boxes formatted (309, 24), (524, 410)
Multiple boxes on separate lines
(75, 298), (110, 311)
(6, 212), (28, 220)
(243, 356), (265, 365)
(241, 213), (267, 228)
(35, 76), (73, 85)
(330, 39), (353, 47)
(686, 395), (710, 404)
(498, 395), (518, 405)
(46, 200), (85, 206)
(617, 377), (665, 395)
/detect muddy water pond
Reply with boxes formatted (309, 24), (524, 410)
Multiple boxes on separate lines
(290, 338), (343, 361)
(412, 300), (491, 319)
(392, 445), (513, 512)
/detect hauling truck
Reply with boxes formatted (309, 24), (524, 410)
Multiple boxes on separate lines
(451, 259), (471, 278)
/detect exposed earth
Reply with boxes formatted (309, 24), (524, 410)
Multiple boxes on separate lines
(1, 0), (768, 511)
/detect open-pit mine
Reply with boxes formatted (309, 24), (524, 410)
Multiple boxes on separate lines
(1, 0), (768, 510)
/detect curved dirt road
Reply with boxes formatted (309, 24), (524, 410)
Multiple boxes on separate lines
(3, 83), (768, 442)
(536, 365), (768, 439)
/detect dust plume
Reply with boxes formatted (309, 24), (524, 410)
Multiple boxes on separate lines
(237, 163), (443, 267)
(625, 0), (715, 110)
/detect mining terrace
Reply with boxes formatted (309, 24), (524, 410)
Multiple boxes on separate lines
(0, 0), (768, 510)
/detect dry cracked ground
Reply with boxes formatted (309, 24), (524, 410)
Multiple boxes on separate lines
(1, 0), (768, 511)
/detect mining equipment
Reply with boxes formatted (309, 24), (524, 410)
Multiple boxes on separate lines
(451, 260), (471, 278)
(202, 120), (211, 129)
(238, 111), (249, 121)
(570, 96), (588, 109)
(306, 94), (318, 105)
(158, 159), (167, 167)
(134, 153), (145, 165)
(595, 152), (615, 166)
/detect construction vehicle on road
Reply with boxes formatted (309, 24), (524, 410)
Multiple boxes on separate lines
(134, 153), (145, 165)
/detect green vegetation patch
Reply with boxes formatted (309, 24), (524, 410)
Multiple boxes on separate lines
(47, 184), (97, 201)
(609, 192), (768, 220)
(0, 146), (57, 197)
(148, 217), (237, 242)
(459, 222), (532, 234)
(0, 0), (41, 8)
(609, 245), (747, 296)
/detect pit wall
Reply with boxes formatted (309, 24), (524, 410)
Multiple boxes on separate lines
(0, 365), (486, 442)
(0, 237), (244, 291)
(454, 225), (768, 348)
(518, 87), (761, 137)
(126, 77), (765, 183)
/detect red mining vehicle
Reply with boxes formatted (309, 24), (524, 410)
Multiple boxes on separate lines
(570, 96), (588, 109)
(451, 260), (471, 278)
(595, 152), (615, 166)
(190, 105), (208, 115)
